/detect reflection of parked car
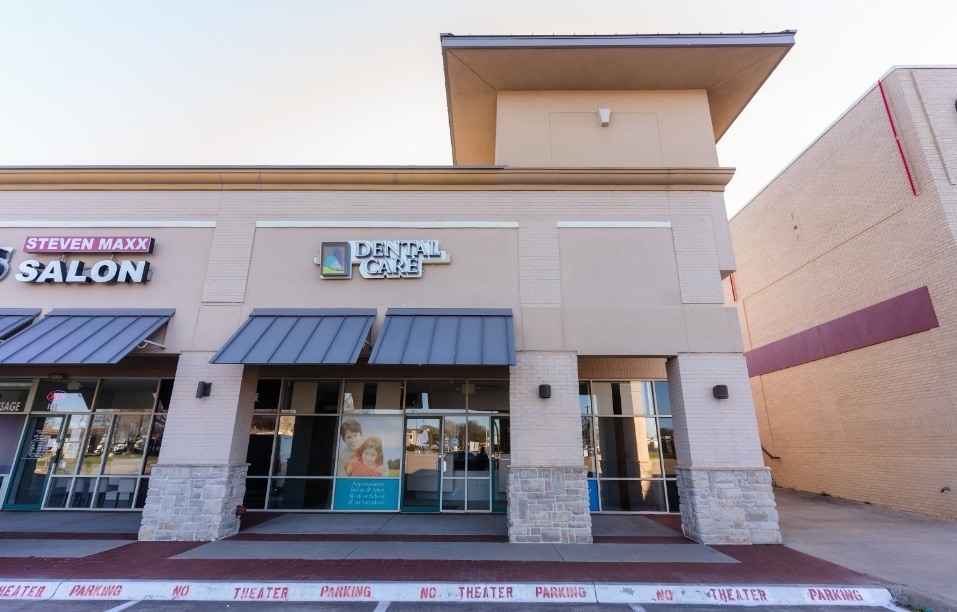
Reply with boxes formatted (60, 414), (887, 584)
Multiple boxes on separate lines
(112, 442), (128, 453)
(133, 437), (145, 452)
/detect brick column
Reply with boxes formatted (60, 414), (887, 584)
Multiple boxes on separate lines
(139, 352), (258, 541)
(666, 352), (781, 544)
(507, 351), (592, 543)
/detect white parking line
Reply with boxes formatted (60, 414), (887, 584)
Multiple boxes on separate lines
(374, 601), (391, 611)
(104, 601), (139, 612)
(629, 605), (647, 612)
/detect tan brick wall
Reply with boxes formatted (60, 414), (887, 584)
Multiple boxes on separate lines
(1, 188), (736, 357)
(729, 68), (957, 520)
(667, 353), (764, 468)
(509, 351), (581, 467)
(578, 356), (667, 380)
(158, 352), (258, 465)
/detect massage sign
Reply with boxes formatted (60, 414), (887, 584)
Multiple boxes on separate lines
(12, 236), (155, 284)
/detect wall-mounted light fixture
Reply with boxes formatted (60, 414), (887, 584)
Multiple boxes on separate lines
(712, 385), (729, 400)
(49, 373), (69, 381)
(195, 381), (212, 398)
(539, 384), (551, 399)
(598, 107), (611, 127)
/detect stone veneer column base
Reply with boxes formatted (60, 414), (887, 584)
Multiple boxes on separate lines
(677, 467), (781, 544)
(507, 466), (592, 543)
(138, 464), (247, 541)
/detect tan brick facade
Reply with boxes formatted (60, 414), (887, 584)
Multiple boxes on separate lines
(729, 67), (957, 521)
(0, 33), (791, 543)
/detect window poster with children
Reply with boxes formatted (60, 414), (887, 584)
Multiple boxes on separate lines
(332, 416), (402, 510)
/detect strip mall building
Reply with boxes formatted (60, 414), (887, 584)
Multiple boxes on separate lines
(0, 33), (793, 543)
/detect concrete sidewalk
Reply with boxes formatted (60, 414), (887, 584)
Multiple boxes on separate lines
(0, 487), (953, 609)
(774, 487), (957, 608)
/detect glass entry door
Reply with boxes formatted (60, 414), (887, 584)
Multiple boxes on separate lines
(4, 415), (65, 509)
(401, 415), (507, 513)
(402, 417), (442, 511)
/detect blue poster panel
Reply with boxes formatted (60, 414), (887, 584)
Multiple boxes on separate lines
(333, 415), (403, 510)
(333, 478), (400, 511)
(588, 479), (599, 511)
(336, 415), (403, 477)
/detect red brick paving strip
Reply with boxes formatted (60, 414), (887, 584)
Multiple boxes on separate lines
(0, 532), (136, 540)
(226, 533), (689, 544)
(0, 542), (885, 585)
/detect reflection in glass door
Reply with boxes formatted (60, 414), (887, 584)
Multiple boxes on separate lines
(4, 415), (65, 509)
(491, 416), (509, 513)
(402, 417), (441, 511)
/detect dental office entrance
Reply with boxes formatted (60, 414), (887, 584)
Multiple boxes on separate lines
(242, 376), (509, 514)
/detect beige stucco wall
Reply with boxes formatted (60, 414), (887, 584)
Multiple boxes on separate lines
(495, 90), (719, 169)
(1, 186), (740, 359)
(728, 68), (957, 520)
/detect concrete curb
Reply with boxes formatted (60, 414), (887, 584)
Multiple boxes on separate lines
(888, 584), (957, 612)
(0, 580), (896, 606)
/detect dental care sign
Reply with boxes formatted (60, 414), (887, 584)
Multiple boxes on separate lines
(316, 240), (450, 279)
(14, 235), (155, 284)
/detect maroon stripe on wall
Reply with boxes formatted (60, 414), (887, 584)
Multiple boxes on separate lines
(745, 286), (939, 377)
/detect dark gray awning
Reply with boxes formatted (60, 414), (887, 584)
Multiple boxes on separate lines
(0, 309), (41, 341)
(210, 309), (376, 364)
(0, 309), (174, 365)
(369, 308), (515, 366)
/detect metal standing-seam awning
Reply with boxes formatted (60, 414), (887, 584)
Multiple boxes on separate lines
(210, 309), (376, 364)
(0, 309), (174, 365)
(369, 308), (515, 366)
(0, 309), (41, 341)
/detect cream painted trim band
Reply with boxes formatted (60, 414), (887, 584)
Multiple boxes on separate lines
(557, 221), (671, 228)
(256, 221), (518, 229)
(0, 220), (215, 228)
(0, 167), (734, 191)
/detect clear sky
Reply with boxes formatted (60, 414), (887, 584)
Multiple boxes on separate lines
(1, 1), (954, 216)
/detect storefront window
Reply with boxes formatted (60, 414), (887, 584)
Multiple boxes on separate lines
(0, 381), (33, 495)
(243, 380), (345, 510)
(103, 413), (150, 474)
(243, 377), (509, 513)
(94, 379), (159, 411)
(405, 380), (466, 411)
(464, 380), (509, 412)
(34, 379), (97, 413)
(580, 379), (678, 513)
(343, 381), (401, 414)
(0, 380), (32, 414)
(61, 414), (103, 475)
(3, 377), (170, 510)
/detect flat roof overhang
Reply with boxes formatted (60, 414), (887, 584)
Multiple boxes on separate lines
(441, 32), (796, 165)
(0, 166), (734, 190)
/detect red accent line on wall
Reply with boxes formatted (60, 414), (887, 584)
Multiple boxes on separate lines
(877, 79), (918, 197)
(744, 286), (938, 377)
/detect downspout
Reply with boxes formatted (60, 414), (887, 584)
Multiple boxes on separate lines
(877, 79), (918, 197)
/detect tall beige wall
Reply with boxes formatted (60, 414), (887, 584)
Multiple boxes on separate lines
(495, 91), (719, 169)
(729, 68), (957, 520)
(1, 187), (740, 360)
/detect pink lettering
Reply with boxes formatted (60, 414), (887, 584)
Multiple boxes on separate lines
(655, 589), (674, 601)
(534, 586), (588, 599)
(420, 587), (436, 599)
(317, 585), (371, 598)
(67, 584), (122, 597)
(458, 585), (515, 599)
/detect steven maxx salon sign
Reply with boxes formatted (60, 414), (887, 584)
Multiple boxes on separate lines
(1, 236), (155, 284)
